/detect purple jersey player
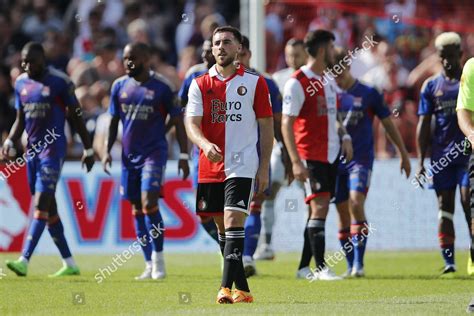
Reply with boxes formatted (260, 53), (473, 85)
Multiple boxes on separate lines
(102, 42), (189, 280)
(2, 42), (94, 277)
(416, 32), (471, 276)
(333, 47), (411, 278)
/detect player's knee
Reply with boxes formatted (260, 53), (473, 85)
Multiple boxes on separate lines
(213, 216), (225, 233)
(132, 209), (144, 217)
(199, 216), (213, 224)
(47, 214), (60, 226)
(224, 211), (246, 228)
(33, 209), (49, 220)
(143, 204), (159, 215)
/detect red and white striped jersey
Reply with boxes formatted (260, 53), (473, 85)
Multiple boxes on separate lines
(186, 65), (273, 183)
(283, 65), (340, 163)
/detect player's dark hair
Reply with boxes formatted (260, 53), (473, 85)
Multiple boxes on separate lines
(286, 38), (304, 48)
(304, 30), (335, 57)
(22, 42), (45, 57)
(212, 26), (243, 44)
(241, 35), (250, 51)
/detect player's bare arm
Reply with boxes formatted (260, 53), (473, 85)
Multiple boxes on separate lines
(184, 115), (223, 163)
(273, 112), (292, 180)
(381, 117), (411, 178)
(102, 115), (120, 175)
(2, 109), (25, 159)
(68, 103), (94, 172)
(416, 114), (432, 186)
(169, 114), (190, 179)
(281, 114), (308, 182)
(336, 116), (353, 162)
(256, 117), (274, 194)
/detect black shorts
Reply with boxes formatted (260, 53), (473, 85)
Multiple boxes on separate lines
(303, 159), (338, 204)
(196, 177), (254, 216)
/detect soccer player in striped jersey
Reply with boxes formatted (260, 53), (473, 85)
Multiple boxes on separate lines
(333, 47), (411, 277)
(455, 54), (474, 277)
(236, 35), (288, 277)
(3, 42), (94, 277)
(282, 30), (353, 281)
(103, 42), (189, 280)
(254, 38), (308, 262)
(185, 26), (273, 303)
(416, 32), (472, 277)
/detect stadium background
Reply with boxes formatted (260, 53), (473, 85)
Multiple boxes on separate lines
(0, 0), (472, 255)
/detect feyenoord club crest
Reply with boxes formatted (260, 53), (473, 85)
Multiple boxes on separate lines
(237, 85), (247, 96)
(198, 197), (208, 211)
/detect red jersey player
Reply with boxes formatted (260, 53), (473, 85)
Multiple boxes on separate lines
(282, 30), (353, 281)
(185, 26), (274, 303)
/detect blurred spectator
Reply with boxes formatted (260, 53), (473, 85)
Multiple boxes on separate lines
(127, 18), (150, 44)
(0, 13), (31, 68)
(178, 45), (199, 80)
(0, 64), (15, 143)
(73, 5), (103, 61)
(75, 0), (124, 40)
(43, 30), (70, 72)
(22, 0), (63, 42)
(150, 46), (181, 91)
(92, 40), (124, 87)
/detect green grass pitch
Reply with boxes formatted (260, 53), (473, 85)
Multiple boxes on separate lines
(0, 251), (472, 315)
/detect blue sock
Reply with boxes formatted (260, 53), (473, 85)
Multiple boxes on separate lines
(351, 221), (368, 269)
(338, 228), (354, 270)
(145, 211), (164, 252)
(243, 212), (261, 257)
(134, 214), (152, 261)
(441, 244), (455, 267)
(201, 220), (219, 243)
(22, 218), (47, 260)
(47, 219), (72, 259)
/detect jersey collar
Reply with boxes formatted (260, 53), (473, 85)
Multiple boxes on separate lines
(301, 65), (322, 80)
(209, 64), (244, 80)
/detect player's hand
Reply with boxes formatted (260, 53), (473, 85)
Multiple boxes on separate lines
(81, 151), (95, 173)
(1, 139), (16, 160)
(102, 152), (112, 175)
(178, 159), (190, 180)
(400, 155), (411, 178)
(415, 164), (426, 189)
(255, 165), (270, 194)
(202, 142), (223, 163)
(292, 160), (309, 182)
(341, 138), (353, 162)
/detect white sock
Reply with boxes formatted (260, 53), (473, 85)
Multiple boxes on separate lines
(63, 257), (76, 268)
(19, 256), (29, 264)
(151, 251), (163, 262)
(243, 255), (252, 263)
(145, 261), (152, 269)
